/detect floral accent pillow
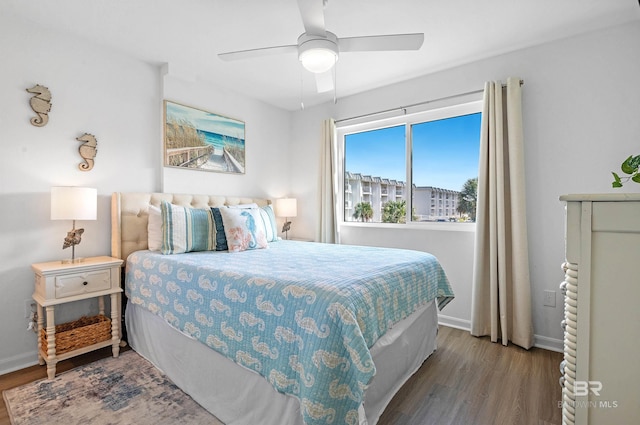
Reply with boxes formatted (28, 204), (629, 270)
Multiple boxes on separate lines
(218, 206), (268, 252)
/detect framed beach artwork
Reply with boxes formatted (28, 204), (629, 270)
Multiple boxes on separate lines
(163, 100), (245, 174)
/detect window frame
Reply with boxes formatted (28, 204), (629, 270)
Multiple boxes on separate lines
(337, 100), (483, 229)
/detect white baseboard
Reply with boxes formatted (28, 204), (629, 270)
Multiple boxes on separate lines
(0, 351), (38, 376)
(438, 314), (471, 331)
(533, 334), (563, 353)
(438, 315), (563, 353)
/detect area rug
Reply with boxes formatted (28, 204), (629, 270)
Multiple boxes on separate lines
(3, 350), (224, 425)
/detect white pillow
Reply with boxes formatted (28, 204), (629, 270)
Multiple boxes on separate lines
(227, 203), (259, 209)
(218, 207), (268, 253)
(148, 205), (162, 251)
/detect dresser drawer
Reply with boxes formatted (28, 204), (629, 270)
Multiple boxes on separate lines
(54, 269), (112, 299)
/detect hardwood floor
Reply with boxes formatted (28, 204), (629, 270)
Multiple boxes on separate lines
(0, 327), (562, 425)
(378, 326), (563, 425)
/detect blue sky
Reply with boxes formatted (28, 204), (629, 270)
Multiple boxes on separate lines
(345, 113), (481, 192)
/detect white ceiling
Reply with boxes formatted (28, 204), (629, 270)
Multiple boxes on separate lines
(4, 0), (639, 111)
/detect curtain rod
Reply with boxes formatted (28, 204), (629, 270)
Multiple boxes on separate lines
(335, 79), (524, 124)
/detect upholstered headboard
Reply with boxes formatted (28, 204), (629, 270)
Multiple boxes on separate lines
(111, 192), (271, 261)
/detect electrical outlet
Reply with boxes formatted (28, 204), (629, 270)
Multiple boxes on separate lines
(543, 290), (556, 307)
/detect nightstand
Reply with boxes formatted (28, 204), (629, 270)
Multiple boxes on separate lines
(32, 256), (123, 379)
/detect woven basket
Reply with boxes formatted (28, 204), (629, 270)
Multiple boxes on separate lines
(40, 314), (112, 355)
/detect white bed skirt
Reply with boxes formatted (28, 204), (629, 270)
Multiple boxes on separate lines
(126, 299), (439, 425)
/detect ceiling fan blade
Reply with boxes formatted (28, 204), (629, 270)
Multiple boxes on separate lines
(297, 0), (326, 36)
(218, 44), (297, 62)
(315, 70), (334, 93)
(339, 33), (424, 52)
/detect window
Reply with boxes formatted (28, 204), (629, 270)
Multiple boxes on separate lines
(339, 101), (482, 224)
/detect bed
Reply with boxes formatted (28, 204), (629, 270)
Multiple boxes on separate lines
(111, 192), (454, 425)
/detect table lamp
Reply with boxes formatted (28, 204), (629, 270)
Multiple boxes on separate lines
(275, 198), (297, 240)
(50, 187), (97, 263)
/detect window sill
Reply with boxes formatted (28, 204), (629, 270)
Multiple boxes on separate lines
(340, 221), (476, 233)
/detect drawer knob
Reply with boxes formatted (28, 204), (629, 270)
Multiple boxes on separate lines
(83, 281), (88, 286)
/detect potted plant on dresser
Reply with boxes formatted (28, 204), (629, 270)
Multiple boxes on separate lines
(611, 154), (640, 187)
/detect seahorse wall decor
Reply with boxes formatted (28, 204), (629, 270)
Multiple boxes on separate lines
(76, 133), (98, 171)
(26, 84), (52, 127)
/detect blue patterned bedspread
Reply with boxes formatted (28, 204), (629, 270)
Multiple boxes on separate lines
(125, 241), (454, 425)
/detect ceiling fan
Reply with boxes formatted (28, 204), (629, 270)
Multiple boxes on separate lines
(218, 0), (424, 93)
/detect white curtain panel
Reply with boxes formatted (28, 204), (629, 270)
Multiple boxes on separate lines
(317, 118), (339, 244)
(470, 77), (533, 349)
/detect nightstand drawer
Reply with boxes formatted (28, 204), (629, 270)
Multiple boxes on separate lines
(55, 269), (111, 299)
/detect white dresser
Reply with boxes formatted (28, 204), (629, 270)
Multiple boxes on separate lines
(560, 194), (640, 425)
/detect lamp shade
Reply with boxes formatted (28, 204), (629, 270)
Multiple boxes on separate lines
(51, 187), (97, 221)
(275, 198), (297, 218)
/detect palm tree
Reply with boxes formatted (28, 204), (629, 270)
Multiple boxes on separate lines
(353, 202), (373, 222)
(457, 177), (478, 221)
(382, 200), (407, 223)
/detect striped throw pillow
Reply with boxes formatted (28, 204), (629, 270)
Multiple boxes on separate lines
(258, 204), (278, 242)
(160, 201), (216, 254)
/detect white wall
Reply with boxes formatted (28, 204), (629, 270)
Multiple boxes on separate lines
(0, 14), (160, 374)
(290, 21), (640, 350)
(0, 16), (292, 374)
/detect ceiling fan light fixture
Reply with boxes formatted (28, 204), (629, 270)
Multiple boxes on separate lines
(300, 48), (337, 73)
(298, 32), (338, 73)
